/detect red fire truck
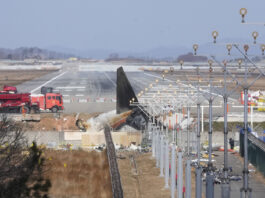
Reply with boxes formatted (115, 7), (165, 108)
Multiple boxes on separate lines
(0, 85), (64, 113)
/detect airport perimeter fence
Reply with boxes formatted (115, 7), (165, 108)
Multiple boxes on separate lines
(240, 131), (265, 177)
(104, 125), (123, 198)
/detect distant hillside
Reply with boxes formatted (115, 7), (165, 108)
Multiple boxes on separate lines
(177, 52), (208, 62)
(48, 45), (190, 60)
(0, 47), (75, 60)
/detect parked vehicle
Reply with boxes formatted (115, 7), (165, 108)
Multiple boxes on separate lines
(31, 86), (64, 113)
(0, 85), (64, 114)
(0, 86), (39, 113)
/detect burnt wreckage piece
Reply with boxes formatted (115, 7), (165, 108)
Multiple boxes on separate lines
(116, 67), (148, 130)
(116, 67), (138, 113)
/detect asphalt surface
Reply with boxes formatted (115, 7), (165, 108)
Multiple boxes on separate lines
(16, 63), (159, 113)
(202, 151), (265, 198)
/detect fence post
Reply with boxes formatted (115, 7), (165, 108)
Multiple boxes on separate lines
(165, 139), (169, 188)
(177, 150), (183, 198)
(152, 128), (155, 158)
(201, 106), (204, 133)
(160, 136), (164, 177)
(251, 105), (253, 130)
(156, 133), (160, 168)
(171, 143), (176, 198)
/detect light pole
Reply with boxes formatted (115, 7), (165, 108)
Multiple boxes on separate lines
(261, 44), (265, 56)
(238, 59), (243, 69)
(205, 81), (214, 198)
(226, 44), (232, 56)
(179, 60), (184, 70)
(212, 31), (219, 43)
(185, 78), (205, 198)
(194, 62), (218, 198)
(251, 31), (258, 44)
(232, 44), (265, 198)
(185, 93), (192, 198)
(196, 96), (202, 198)
(193, 44), (199, 55)
(240, 8), (247, 23)
(221, 60), (230, 198)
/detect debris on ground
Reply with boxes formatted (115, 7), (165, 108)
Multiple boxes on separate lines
(22, 113), (98, 131)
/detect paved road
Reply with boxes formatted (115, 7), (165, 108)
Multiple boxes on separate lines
(202, 151), (265, 198)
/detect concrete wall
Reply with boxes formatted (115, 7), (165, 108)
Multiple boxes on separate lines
(24, 130), (238, 149)
(82, 131), (142, 147)
(23, 131), (142, 148)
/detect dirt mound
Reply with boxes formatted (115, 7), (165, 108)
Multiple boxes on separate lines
(23, 113), (97, 131)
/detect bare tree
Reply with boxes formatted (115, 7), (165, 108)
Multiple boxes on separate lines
(0, 115), (50, 198)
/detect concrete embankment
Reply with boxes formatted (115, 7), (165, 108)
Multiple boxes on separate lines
(24, 130), (142, 149)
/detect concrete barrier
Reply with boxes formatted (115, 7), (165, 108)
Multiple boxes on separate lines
(82, 131), (142, 147)
(64, 132), (83, 140)
(96, 98), (106, 103)
(63, 99), (71, 103)
(24, 130), (142, 148)
(78, 98), (88, 103)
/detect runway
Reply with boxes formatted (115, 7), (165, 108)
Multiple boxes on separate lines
(15, 62), (249, 117)
(16, 63), (158, 113)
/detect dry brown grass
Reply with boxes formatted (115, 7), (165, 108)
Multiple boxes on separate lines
(118, 152), (204, 198)
(118, 152), (171, 198)
(0, 70), (54, 88)
(43, 150), (112, 198)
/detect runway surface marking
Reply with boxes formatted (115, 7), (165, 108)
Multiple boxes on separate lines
(56, 86), (86, 89)
(31, 71), (67, 93)
(143, 72), (237, 102)
(103, 72), (116, 87)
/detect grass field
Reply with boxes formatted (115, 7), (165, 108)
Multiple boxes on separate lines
(42, 150), (112, 198)
(0, 70), (54, 88)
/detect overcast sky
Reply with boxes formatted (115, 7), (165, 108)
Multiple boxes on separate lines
(0, 0), (264, 52)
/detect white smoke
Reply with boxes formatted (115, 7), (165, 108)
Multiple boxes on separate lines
(86, 110), (116, 132)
